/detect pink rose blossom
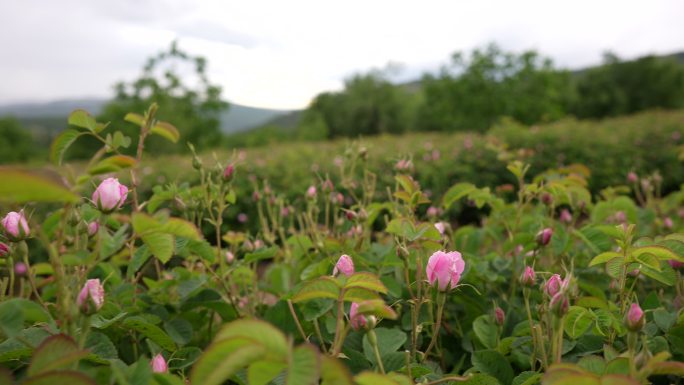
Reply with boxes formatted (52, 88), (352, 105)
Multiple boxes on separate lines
(306, 185), (317, 199)
(536, 228), (553, 246)
(426, 250), (465, 291)
(333, 254), (355, 277)
(559, 209), (572, 224)
(92, 178), (128, 213)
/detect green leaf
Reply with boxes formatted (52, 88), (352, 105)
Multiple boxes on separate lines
(87, 155), (137, 175)
(471, 350), (514, 385)
(190, 337), (266, 385)
(142, 233), (175, 264)
(214, 319), (289, 360)
(343, 273), (388, 294)
(354, 372), (402, 385)
(460, 373), (501, 385)
(243, 247), (279, 263)
(604, 358), (630, 375)
(362, 328), (406, 364)
(28, 335), (89, 376)
(577, 355), (605, 375)
(23, 371), (96, 385)
(588, 252), (621, 267)
(631, 245), (682, 262)
(151, 121), (180, 143)
(320, 355), (354, 385)
(122, 316), (177, 351)
(0, 301), (23, 338)
(0, 169), (78, 203)
(343, 288), (382, 302)
(564, 307), (594, 339)
(355, 300), (398, 320)
(633, 252), (660, 271)
(124, 113), (144, 126)
(248, 360), (287, 385)
(647, 361), (684, 377)
(640, 262), (676, 286)
(653, 308), (676, 332)
(292, 277), (341, 303)
(443, 182), (477, 209)
(50, 129), (87, 164)
(85, 332), (118, 362)
(512, 371), (542, 385)
(473, 315), (498, 349)
(286, 345), (320, 385)
(68, 109), (98, 132)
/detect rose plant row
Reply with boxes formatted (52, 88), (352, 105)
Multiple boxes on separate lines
(0, 106), (683, 385)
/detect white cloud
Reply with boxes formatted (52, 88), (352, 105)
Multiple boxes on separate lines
(0, 0), (683, 109)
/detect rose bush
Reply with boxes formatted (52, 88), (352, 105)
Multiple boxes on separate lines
(0, 106), (682, 385)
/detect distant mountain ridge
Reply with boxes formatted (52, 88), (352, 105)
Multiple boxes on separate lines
(0, 99), (296, 134)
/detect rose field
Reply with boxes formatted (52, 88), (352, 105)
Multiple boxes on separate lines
(0, 106), (684, 385)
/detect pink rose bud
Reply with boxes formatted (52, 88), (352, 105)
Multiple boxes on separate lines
(426, 250), (466, 292)
(668, 260), (684, 269)
(223, 164), (235, 181)
(663, 217), (673, 229)
(626, 303), (645, 332)
(92, 178), (128, 213)
(252, 191), (261, 202)
(335, 193), (344, 205)
(150, 353), (168, 373)
(306, 185), (317, 199)
(322, 179), (334, 192)
(559, 209), (572, 224)
(520, 266), (536, 287)
(349, 302), (366, 330)
(333, 254), (355, 277)
(541, 193), (553, 205)
(254, 239), (264, 249)
(494, 307), (505, 326)
(544, 274), (562, 297)
(87, 222), (99, 237)
(225, 251), (235, 264)
(434, 222), (446, 235)
(0, 242), (9, 257)
(77, 279), (105, 315)
(536, 228), (553, 246)
(614, 211), (627, 223)
(627, 172), (638, 184)
(2, 211), (30, 242)
(237, 213), (248, 223)
(427, 206), (439, 218)
(14, 262), (27, 276)
(550, 292), (569, 317)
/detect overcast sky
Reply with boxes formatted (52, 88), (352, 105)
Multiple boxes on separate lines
(0, 0), (682, 109)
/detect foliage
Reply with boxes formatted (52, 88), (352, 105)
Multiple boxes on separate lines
(68, 41), (228, 159)
(1, 106), (683, 385)
(573, 53), (684, 119)
(0, 117), (36, 164)
(418, 43), (574, 132)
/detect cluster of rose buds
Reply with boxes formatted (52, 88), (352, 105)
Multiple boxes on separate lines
(426, 250), (465, 292)
(544, 274), (571, 317)
(349, 302), (367, 330)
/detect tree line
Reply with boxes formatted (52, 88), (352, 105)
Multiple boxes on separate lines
(292, 44), (684, 140)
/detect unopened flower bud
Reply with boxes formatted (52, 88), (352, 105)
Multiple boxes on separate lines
(223, 164), (235, 182)
(14, 262), (27, 276)
(541, 193), (553, 205)
(333, 254), (355, 277)
(0, 242), (9, 258)
(306, 186), (317, 199)
(627, 172), (638, 184)
(625, 303), (645, 332)
(520, 266), (536, 287)
(550, 293), (569, 317)
(2, 211), (30, 242)
(536, 228), (553, 246)
(494, 307), (505, 326)
(150, 353), (168, 373)
(544, 274), (562, 297)
(77, 279), (105, 315)
(87, 222), (99, 237)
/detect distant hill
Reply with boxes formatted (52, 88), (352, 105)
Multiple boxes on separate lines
(0, 98), (296, 135)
